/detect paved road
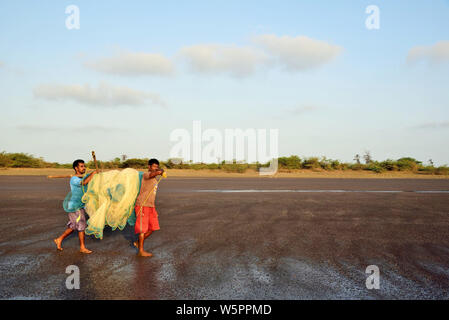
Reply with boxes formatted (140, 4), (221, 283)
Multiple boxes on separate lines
(0, 176), (448, 299)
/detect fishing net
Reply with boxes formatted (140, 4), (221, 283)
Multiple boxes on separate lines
(82, 168), (144, 239)
(63, 175), (90, 213)
(63, 191), (85, 213)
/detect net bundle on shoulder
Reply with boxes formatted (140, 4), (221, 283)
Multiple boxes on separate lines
(63, 183), (85, 213)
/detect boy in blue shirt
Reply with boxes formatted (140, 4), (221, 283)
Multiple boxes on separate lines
(54, 159), (97, 253)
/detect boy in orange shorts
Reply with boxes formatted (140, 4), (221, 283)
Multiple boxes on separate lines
(133, 158), (164, 257)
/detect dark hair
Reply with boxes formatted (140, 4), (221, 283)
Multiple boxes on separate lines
(148, 158), (159, 166)
(73, 159), (85, 170)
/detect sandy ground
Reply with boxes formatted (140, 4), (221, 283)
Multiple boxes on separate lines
(0, 176), (448, 299)
(1, 167), (448, 179)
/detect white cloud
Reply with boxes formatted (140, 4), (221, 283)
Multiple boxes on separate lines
(407, 41), (449, 65)
(179, 44), (268, 77)
(33, 82), (166, 107)
(88, 35), (342, 79)
(252, 34), (343, 71)
(85, 52), (174, 76)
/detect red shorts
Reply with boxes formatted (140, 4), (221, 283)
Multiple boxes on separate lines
(134, 206), (160, 234)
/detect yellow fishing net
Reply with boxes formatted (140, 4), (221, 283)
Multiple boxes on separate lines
(82, 168), (141, 239)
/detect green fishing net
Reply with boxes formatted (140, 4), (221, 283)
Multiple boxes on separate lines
(82, 168), (144, 239)
(63, 175), (90, 213)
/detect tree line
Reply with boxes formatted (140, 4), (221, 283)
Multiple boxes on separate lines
(1, 151), (448, 175)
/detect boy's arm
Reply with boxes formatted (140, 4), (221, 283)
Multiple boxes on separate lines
(143, 169), (164, 180)
(82, 171), (98, 185)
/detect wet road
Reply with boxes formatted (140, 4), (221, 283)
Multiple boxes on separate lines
(0, 176), (449, 299)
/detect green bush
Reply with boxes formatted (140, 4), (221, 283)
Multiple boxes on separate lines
(364, 161), (385, 173)
(339, 162), (350, 170)
(435, 166), (449, 175)
(278, 155), (302, 169)
(206, 163), (220, 170)
(318, 157), (333, 170)
(0, 152), (13, 167)
(330, 159), (342, 170)
(6, 153), (45, 168)
(417, 165), (435, 174)
(379, 159), (398, 171)
(302, 157), (320, 169)
(349, 163), (364, 170)
(190, 163), (210, 170)
(120, 158), (148, 169)
(161, 159), (192, 169)
(396, 157), (419, 171)
(221, 163), (249, 173)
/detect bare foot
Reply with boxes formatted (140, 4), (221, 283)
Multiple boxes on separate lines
(54, 238), (63, 251)
(133, 241), (138, 249)
(137, 251), (153, 257)
(80, 247), (92, 254)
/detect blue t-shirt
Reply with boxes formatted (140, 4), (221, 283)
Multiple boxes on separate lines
(66, 174), (90, 211)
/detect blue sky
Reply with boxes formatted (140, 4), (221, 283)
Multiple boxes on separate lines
(0, 0), (448, 165)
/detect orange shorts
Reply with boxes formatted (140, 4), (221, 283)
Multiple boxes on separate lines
(134, 206), (160, 234)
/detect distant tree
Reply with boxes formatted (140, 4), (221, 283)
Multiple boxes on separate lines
(354, 154), (361, 164)
(121, 154), (127, 162)
(363, 151), (372, 164)
(429, 159), (434, 167)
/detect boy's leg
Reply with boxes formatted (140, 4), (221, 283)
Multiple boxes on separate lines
(134, 230), (153, 248)
(134, 206), (157, 257)
(54, 228), (73, 251)
(137, 233), (153, 257)
(78, 231), (92, 254)
(144, 230), (153, 239)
